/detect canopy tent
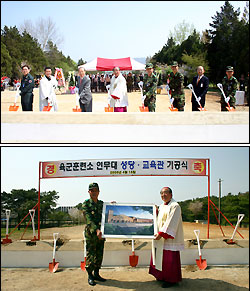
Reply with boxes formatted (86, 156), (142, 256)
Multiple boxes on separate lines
(80, 57), (145, 71)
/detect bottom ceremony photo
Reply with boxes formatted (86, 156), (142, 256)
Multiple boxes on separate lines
(1, 146), (249, 290)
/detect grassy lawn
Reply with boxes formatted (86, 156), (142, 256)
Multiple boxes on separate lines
(1, 227), (35, 240)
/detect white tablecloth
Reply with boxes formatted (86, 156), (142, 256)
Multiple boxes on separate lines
(235, 91), (245, 105)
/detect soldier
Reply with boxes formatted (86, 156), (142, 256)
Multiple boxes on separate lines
(143, 63), (158, 112)
(168, 61), (185, 111)
(221, 66), (238, 111)
(20, 65), (35, 111)
(82, 182), (106, 286)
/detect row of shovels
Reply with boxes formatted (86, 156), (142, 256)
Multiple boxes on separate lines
(8, 83), (235, 112)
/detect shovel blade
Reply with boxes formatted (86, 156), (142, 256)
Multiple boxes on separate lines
(198, 107), (207, 111)
(129, 255), (139, 267)
(43, 106), (52, 111)
(72, 107), (81, 112)
(196, 258), (207, 270)
(139, 106), (149, 112)
(226, 239), (236, 245)
(9, 105), (19, 111)
(226, 106), (235, 112)
(49, 261), (59, 273)
(81, 257), (86, 271)
(169, 107), (178, 111)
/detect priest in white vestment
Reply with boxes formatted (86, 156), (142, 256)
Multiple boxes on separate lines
(149, 187), (184, 288)
(109, 67), (128, 112)
(39, 67), (58, 111)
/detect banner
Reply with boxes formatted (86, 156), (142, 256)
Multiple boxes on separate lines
(41, 158), (207, 179)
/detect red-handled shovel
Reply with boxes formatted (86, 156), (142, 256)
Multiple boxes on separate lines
(43, 101), (53, 111)
(81, 230), (87, 271)
(49, 233), (59, 273)
(217, 83), (235, 111)
(194, 230), (207, 270)
(129, 239), (138, 267)
(9, 87), (20, 111)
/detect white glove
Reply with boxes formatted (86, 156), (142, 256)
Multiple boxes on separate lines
(165, 85), (170, 91)
(225, 97), (230, 103)
(170, 97), (174, 104)
(197, 97), (201, 102)
(75, 87), (79, 93)
(48, 98), (53, 106)
(142, 95), (146, 102)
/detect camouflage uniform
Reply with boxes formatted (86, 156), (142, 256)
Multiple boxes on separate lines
(143, 71), (158, 112)
(221, 75), (238, 111)
(168, 71), (185, 111)
(82, 198), (105, 273)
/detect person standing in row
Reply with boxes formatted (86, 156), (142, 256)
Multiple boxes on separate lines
(149, 187), (184, 288)
(76, 66), (92, 112)
(20, 65), (34, 111)
(109, 66), (128, 112)
(168, 61), (185, 111)
(221, 66), (238, 111)
(39, 67), (58, 111)
(82, 183), (106, 286)
(191, 66), (209, 111)
(143, 63), (158, 112)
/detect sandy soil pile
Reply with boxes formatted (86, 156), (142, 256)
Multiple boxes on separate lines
(1, 266), (249, 290)
(1, 87), (249, 113)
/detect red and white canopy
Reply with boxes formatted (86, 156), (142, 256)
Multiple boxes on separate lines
(80, 57), (145, 71)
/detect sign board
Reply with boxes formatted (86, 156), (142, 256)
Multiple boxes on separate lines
(41, 158), (207, 179)
(101, 203), (157, 238)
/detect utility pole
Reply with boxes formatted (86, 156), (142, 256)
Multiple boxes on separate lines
(218, 178), (223, 224)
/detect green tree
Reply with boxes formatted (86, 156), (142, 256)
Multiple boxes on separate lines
(206, 1), (248, 83)
(68, 73), (75, 87)
(77, 58), (85, 66)
(1, 41), (12, 77)
(169, 20), (195, 45)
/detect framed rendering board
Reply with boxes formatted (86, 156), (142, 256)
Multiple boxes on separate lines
(101, 203), (157, 238)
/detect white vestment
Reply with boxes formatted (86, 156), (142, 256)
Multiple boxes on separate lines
(39, 76), (58, 111)
(152, 198), (184, 271)
(109, 74), (128, 107)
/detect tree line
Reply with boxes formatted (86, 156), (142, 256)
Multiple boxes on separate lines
(179, 191), (249, 227)
(1, 188), (248, 232)
(1, 25), (80, 80)
(150, 1), (249, 84)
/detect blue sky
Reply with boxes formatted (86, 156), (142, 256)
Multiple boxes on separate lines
(1, 1), (247, 62)
(1, 147), (249, 207)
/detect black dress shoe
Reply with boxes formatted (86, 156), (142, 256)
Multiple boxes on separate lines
(93, 273), (106, 282)
(162, 282), (177, 288)
(88, 276), (96, 286)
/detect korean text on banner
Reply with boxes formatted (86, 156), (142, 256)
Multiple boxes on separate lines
(41, 159), (207, 179)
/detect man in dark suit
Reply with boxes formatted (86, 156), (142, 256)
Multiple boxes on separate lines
(76, 66), (92, 112)
(20, 65), (35, 111)
(191, 66), (209, 111)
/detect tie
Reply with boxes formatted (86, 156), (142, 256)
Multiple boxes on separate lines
(80, 78), (83, 86)
(197, 77), (200, 85)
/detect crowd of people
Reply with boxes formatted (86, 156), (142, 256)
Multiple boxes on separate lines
(6, 63), (249, 112)
(82, 72), (144, 93)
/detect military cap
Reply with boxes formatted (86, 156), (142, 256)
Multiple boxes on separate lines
(89, 182), (99, 190)
(171, 61), (178, 67)
(226, 66), (234, 71)
(145, 63), (153, 69)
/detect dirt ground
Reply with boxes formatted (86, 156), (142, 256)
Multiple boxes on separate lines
(1, 87), (249, 113)
(19, 222), (249, 241)
(1, 266), (249, 290)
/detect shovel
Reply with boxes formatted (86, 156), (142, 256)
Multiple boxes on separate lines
(9, 87), (20, 111)
(29, 209), (37, 241)
(42, 100), (53, 111)
(187, 84), (207, 111)
(81, 230), (87, 271)
(129, 239), (138, 267)
(104, 85), (114, 112)
(138, 81), (149, 112)
(166, 85), (178, 111)
(194, 230), (207, 270)
(73, 88), (81, 112)
(227, 214), (244, 244)
(49, 233), (59, 273)
(217, 83), (235, 111)
(1, 209), (12, 244)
